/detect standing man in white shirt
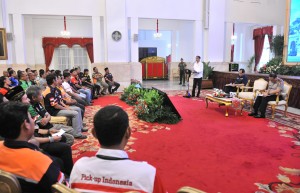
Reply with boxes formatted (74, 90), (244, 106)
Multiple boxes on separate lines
(192, 56), (203, 97)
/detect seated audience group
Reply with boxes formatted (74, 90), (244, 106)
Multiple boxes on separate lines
(0, 67), (165, 193)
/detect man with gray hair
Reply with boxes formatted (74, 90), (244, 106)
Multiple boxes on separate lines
(26, 85), (74, 145)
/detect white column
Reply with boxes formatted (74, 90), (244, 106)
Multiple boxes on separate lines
(193, 20), (203, 59)
(130, 17), (138, 62)
(224, 22), (234, 62)
(24, 16), (35, 65)
(92, 16), (102, 63)
(105, 0), (128, 62)
(13, 14), (26, 64)
(171, 30), (177, 61)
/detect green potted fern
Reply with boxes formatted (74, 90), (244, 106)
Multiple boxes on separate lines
(202, 61), (214, 89)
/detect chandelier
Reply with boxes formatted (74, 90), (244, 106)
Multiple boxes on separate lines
(153, 19), (162, 39)
(61, 16), (70, 38)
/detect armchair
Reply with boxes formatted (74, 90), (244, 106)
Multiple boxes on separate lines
(177, 186), (207, 193)
(267, 81), (292, 119)
(0, 170), (21, 193)
(238, 78), (268, 110)
(51, 183), (80, 193)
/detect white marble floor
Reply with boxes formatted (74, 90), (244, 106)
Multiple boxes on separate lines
(141, 80), (300, 115)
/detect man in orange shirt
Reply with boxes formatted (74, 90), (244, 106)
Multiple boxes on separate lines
(0, 102), (65, 193)
(0, 76), (11, 95)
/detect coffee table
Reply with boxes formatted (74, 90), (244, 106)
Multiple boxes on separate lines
(205, 94), (243, 117)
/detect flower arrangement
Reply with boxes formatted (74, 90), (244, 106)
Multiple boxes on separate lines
(120, 85), (180, 124)
(259, 57), (300, 76)
(212, 88), (226, 98)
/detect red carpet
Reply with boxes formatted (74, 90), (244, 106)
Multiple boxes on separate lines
(73, 95), (300, 193)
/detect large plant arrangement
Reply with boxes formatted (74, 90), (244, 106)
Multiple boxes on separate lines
(203, 61), (214, 79)
(259, 57), (300, 76)
(270, 35), (284, 57)
(120, 85), (180, 124)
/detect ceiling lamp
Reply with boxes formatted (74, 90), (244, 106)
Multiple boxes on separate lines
(153, 19), (162, 39)
(61, 16), (70, 38)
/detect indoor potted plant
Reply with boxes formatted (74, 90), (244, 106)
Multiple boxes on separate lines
(202, 61), (214, 89)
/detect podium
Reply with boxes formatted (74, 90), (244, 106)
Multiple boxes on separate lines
(140, 56), (168, 80)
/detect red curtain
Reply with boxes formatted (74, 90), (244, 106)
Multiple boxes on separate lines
(43, 44), (55, 71)
(253, 26), (273, 72)
(42, 37), (94, 70)
(263, 26), (273, 48)
(86, 44), (94, 63)
(253, 28), (264, 72)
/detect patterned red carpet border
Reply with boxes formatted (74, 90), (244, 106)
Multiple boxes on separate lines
(72, 91), (300, 193)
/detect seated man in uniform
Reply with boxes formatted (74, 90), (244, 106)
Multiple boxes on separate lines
(70, 105), (166, 193)
(224, 68), (248, 93)
(248, 73), (284, 118)
(0, 102), (65, 193)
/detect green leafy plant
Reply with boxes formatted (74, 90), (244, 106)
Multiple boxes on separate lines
(270, 35), (284, 57)
(121, 85), (180, 124)
(203, 61), (214, 79)
(247, 55), (255, 69)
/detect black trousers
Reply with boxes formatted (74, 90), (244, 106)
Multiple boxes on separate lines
(192, 78), (202, 97)
(253, 95), (281, 116)
(40, 141), (73, 176)
(224, 86), (238, 93)
(94, 84), (101, 95)
(179, 70), (185, 84)
(108, 81), (120, 94)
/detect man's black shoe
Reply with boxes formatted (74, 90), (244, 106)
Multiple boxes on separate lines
(254, 114), (265, 118)
(248, 112), (257, 116)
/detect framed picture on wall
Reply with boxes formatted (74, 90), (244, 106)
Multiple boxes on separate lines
(283, 0), (300, 65)
(0, 28), (8, 60)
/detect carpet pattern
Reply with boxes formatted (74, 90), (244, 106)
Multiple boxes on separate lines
(72, 99), (171, 162)
(71, 93), (300, 192)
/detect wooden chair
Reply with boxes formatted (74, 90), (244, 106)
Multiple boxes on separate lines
(177, 186), (207, 193)
(238, 78), (268, 110)
(0, 170), (21, 193)
(236, 79), (250, 96)
(267, 81), (293, 119)
(51, 183), (80, 193)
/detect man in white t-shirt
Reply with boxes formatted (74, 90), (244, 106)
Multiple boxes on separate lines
(70, 105), (166, 193)
(62, 72), (89, 106)
(192, 55), (203, 97)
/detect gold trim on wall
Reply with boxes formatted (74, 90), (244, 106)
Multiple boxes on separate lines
(0, 28), (8, 60)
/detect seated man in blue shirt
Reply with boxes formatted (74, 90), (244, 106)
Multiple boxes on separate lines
(224, 68), (248, 93)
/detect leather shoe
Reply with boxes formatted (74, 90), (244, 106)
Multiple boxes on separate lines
(254, 114), (265, 118)
(75, 135), (87, 139)
(248, 112), (257, 116)
(81, 128), (88, 132)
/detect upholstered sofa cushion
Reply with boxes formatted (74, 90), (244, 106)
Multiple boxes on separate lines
(268, 101), (287, 105)
(238, 92), (254, 99)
